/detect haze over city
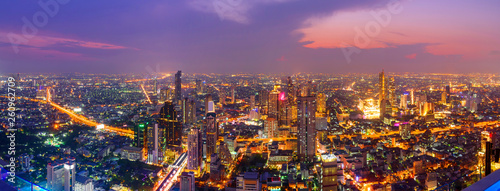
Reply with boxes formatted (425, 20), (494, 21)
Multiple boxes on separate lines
(1, 0), (500, 74)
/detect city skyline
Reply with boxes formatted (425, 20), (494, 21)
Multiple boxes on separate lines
(0, 0), (499, 74)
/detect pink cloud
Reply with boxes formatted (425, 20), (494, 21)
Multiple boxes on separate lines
(405, 53), (416, 59)
(295, 0), (500, 60)
(277, 56), (287, 61)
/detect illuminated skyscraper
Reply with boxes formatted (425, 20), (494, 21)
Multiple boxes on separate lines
(379, 70), (386, 105)
(388, 77), (396, 109)
(182, 98), (196, 124)
(47, 158), (76, 191)
(269, 85), (280, 118)
(147, 123), (162, 164)
(187, 128), (202, 172)
(158, 101), (182, 150)
(219, 90), (225, 105)
(259, 89), (269, 115)
(206, 101), (218, 161)
(320, 153), (338, 191)
(231, 86), (236, 104)
(250, 94), (255, 109)
(399, 122), (411, 140)
(205, 94), (212, 116)
(195, 79), (202, 94)
(286, 76), (295, 105)
(175, 70), (182, 104)
(297, 96), (316, 162)
(159, 87), (173, 103)
(316, 93), (326, 114)
(265, 117), (278, 138)
(134, 123), (147, 148)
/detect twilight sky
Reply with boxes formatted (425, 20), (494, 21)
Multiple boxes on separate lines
(0, 0), (499, 74)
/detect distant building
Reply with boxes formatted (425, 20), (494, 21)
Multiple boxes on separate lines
(399, 122), (411, 140)
(206, 101), (218, 162)
(180, 171), (195, 191)
(158, 101), (182, 151)
(187, 128), (202, 173)
(175, 70), (182, 104)
(236, 172), (261, 191)
(297, 96), (316, 162)
(121, 147), (142, 161)
(379, 70), (386, 105)
(320, 153), (338, 191)
(74, 174), (93, 191)
(134, 123), (146, 148)
(47, 158), (76, 191)
(147, 123), (162, 164)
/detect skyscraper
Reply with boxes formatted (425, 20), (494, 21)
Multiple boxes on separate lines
(47, 158), (76, 191)
(182, 98), (196, 124)
(180, 172), (195, 191)
(134, 123), (146, 148)
(379, 70), (386, 105)
(286, 76), (295, 105)
(206, 101), (218, 161)
(320, 153), (338, 191)
(250, 94), (255, 110)
(205, 94), (212, 116)
(388, 76), (396, 111)
(269, 85), (280, 118)
(297, 96), (316, 162)
(316, 93), (326, 114)
(231, 86), (236, 104)
(147, 123), (162, 164)
(158, 101), (182, 151)
(175, 70), (182, 104)
(187, 128), (202, 173)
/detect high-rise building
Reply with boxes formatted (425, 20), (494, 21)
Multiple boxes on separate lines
(320, 153), (338, 191)
(175, 70), (182, 104)
(286, 76), (295, 105)
(182, 98), (196, 124)
(388, 77), (396, 110)
(400, 93), (408, 109)
(250, 94), (255, 110)
(206, 101), (218, 161)
(399, 122), (411, 140)
(47, 158), (76, 191)
(146, 123), (161, 164)
(187, 128), (202, 172)
(158, 101), (182, 151)
(210, 153), (223, 181)
(441, 91), (447, 104)
(316, 93), (326, 114)
(379, 70), (386, 105)
(180, 171), (195, 191)
(269, 85), (280, 118)
(219, 89), (226, 105)
(205, 94), (213, 116)
(297, 96), (316, 162)
(74, 174), (94, 191)
(134, 123), (146, 148)
(195, 79), (202, 94)
(236, 172), (261, 191)
(159, 87), (173, 103)
(259, 89), (269, 115)
(265, 117), (278, 138)
(231, 86), (236, 104)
